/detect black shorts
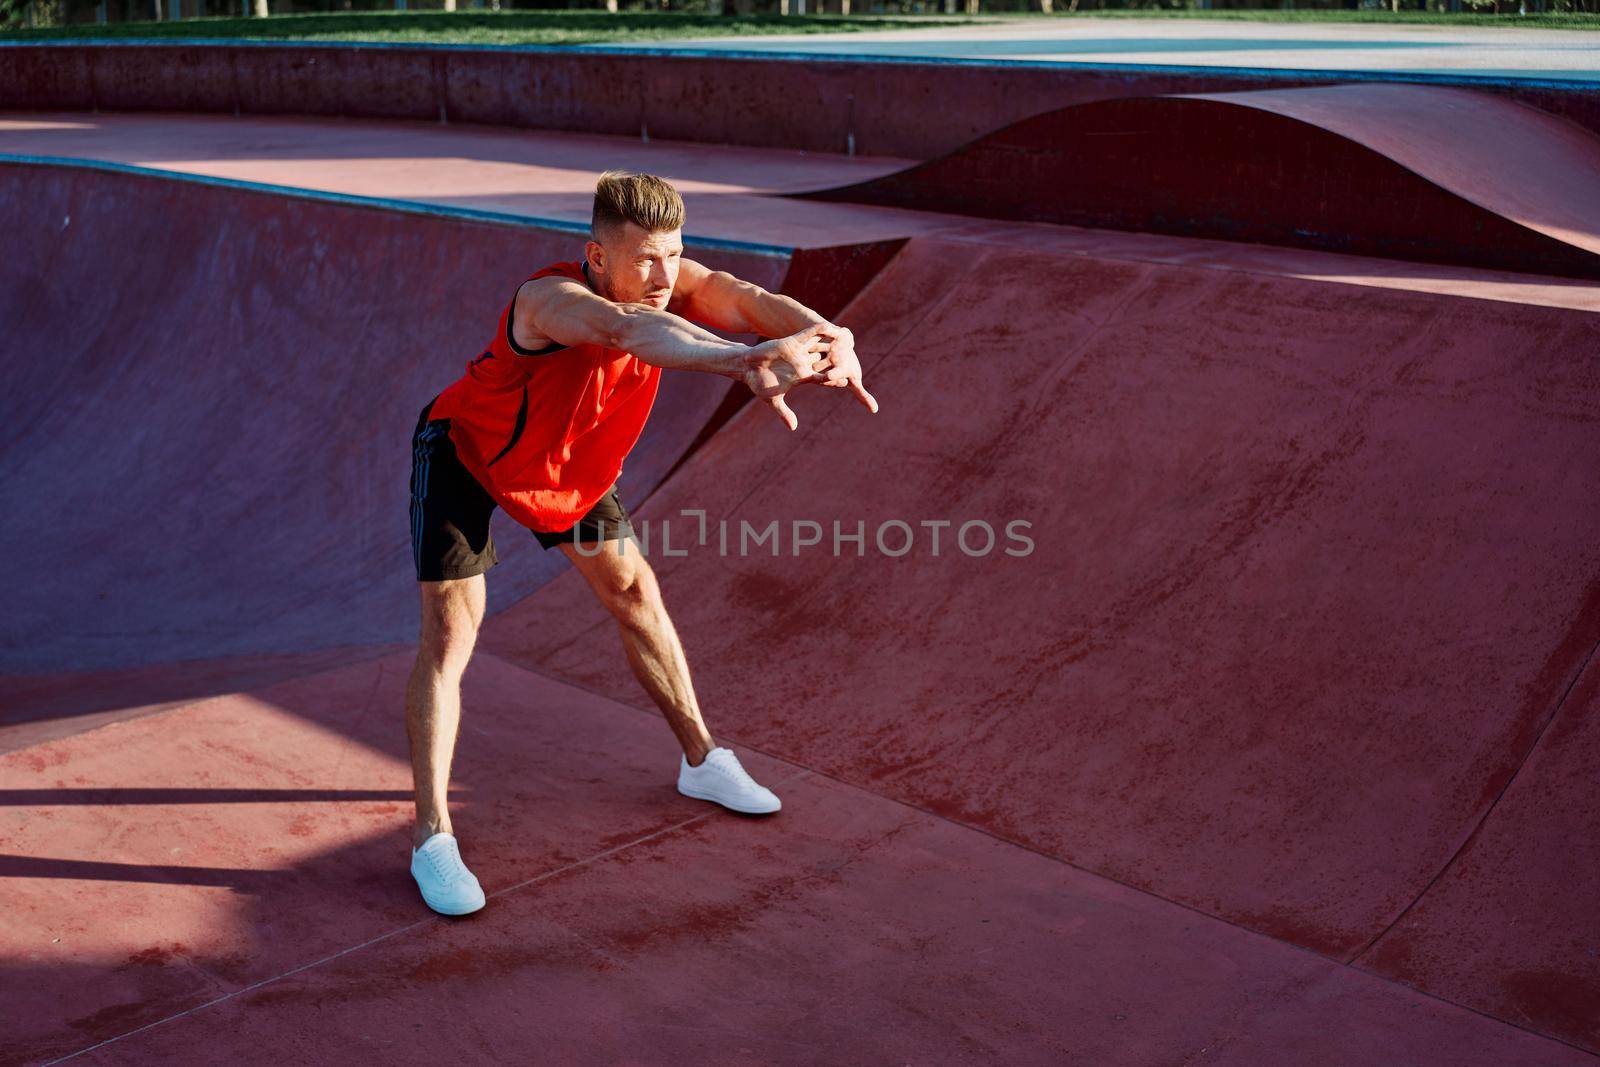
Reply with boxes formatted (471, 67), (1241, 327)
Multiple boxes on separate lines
(409, 398), (635, 582)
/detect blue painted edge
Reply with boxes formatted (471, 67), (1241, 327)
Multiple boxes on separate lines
(0, 152), (797, 258)
(0, 37), (1594, 89)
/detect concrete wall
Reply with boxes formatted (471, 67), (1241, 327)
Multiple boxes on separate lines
(4, 42), (1599, 158)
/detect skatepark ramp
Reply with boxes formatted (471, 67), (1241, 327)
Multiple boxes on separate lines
(0, 156), (887, 687)
(792, 83), (1600, 281)
(4, 82), (1600, 1060)
(481, 232), (1600, 1053)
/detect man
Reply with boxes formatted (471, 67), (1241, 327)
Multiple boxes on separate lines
(405, 170), (878, 916)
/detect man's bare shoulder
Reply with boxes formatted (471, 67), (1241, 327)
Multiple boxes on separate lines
(516, 272), (591, 302)
(513, 271), (627, 351)
(509, 276), (564, 352)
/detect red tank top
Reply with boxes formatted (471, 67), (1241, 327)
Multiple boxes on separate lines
(428, 260), (662, 532)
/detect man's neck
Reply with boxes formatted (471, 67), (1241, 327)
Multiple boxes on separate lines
(581, 259), (609, 301)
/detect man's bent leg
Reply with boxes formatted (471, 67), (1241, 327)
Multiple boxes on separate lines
(406, 574), (486, 848)
(560, 538), (715, 766)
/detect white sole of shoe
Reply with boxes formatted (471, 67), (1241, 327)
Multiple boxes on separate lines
(677, 780), (781, 815)
(417, 885), (486, 916)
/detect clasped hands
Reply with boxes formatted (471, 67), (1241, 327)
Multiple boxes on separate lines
(743, 321), (879, 432)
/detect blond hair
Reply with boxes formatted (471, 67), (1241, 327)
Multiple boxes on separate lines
(591, 169), (686, 244)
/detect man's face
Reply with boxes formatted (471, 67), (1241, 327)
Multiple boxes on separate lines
(591, 222), (682, 309)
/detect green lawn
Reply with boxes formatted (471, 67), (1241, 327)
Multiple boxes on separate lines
(0, 6), (1595, 42)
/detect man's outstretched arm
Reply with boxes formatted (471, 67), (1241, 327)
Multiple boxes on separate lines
(520, 276), (754, 379)
(519, 275), (833, 430)
(670, 258), (826, 339)
(672, 259), (877, 413)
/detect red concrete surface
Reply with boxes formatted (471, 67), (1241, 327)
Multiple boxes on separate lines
(795, 84), (1600, 280)
(1358, 631), (1600, 1049)
(0, 111), (930, 252)
(7, 111), (1600, 313)
(5, 102), (1600, 1062)
(0, 646), (401, 756)
(481, 231), (1600, 1052)
(1187, 83), (1600, 258)
(2, 652), (1590, 1065)
(0, 110), (916, 239)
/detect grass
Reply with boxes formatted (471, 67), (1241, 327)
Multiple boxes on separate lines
(0, 6), (1594, 41)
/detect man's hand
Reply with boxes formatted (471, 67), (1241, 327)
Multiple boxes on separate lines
(742, 323), (833, 431)
(809, 325), (878, 415)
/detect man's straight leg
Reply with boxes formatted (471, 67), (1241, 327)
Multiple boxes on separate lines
(406, 402), (496, 914)
(406, 574), (486, 848)
(402, 573), (489, 915)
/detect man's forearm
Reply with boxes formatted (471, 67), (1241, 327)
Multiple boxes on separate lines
(738, 287), (828, 339)
(614, 305), (751, 378)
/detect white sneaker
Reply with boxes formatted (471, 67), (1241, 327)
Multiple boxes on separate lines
(410, 831), (486, 915)
(677, 747), (781, 814)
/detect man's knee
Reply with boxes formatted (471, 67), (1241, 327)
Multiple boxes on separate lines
(418, 625), (478, 676)
(592, 557), (663, 629)
(416, 579), (484, 674)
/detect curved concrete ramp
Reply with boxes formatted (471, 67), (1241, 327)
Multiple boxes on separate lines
(1358, 642), (1600, 1049)
(791, 84), (1600, 280)
(0, 159), (784, 676)
(6, 117), (1599, 1059)
(482, 233), (1600, 1052)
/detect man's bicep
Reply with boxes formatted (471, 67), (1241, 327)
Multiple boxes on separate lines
(674, 259), (753, 333)
(518, 277), (628, 350)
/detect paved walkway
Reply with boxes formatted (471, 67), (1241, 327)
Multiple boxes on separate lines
(602, 15), (1600, 80)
